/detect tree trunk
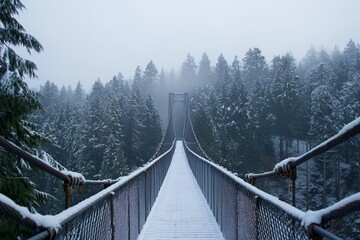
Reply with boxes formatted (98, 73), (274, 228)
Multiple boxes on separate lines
(279, 136), (284, 159)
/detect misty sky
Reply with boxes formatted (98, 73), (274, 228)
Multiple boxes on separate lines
(18, 0), (360, 91)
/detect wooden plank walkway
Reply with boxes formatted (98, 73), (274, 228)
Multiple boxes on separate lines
(138, 141), (224, 240)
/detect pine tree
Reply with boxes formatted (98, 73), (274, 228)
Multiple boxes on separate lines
(59, 85), (73, 107)
(73, 81), (86, 107)
(0, 1), (47, 238)
(124, 86), (145, 169)
(343, 39), (360, 77)
(230, 56), (242, 83)
(250, 80), (274, 155)
(143, 60), (158, 96)
(299, 47), (319, 80)
(191, 98), (221, 161)
(180, 53), (198, 91)
(270, 54), (299, 158)
(307, 63), (337, 94)
(141, 96), (162, 161)
(309, 85), (338, 143)
(100, 79), (128, 178)
(133, 66), (143, 90)
(242, 48), (268, 91)
(214, 54), (230, 87)
(76, 80), (106, 179)
(100, 133), (128, 179)
(331, 46), (347, 89)
(198, 52), (212, 86)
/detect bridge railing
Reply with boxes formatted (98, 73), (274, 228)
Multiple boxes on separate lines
(23, 139), (175, 240)
(183, 93), (360, 239)
(184, 141), (308, 240)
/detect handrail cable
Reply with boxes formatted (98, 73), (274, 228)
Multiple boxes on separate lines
(1, 139), (176, 239)
(184, 93), (357, 240)
(245, 117), (360, 182)
(183, 138), (352, 240)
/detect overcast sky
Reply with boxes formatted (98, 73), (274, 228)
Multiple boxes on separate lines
(18, 0), (360, 91)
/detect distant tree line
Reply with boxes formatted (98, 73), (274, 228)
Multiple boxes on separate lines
(180, 41), (359, 174)
(33, 75), (162, 181)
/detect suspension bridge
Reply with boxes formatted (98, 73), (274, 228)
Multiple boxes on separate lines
(1, 93), (360, 240)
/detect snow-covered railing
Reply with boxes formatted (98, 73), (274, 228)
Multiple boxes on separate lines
(240, 117), (360, 238)
(0, 135), (121, 209)
(245, 117), (360, 182)
(303, 193), (360, 239)
(1, 139), (176, 240)
(0, 136), (74, 183)
(183, 141), (350, 240)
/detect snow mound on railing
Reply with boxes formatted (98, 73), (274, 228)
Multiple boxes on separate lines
(61, 170), (86, 182)
(0, 193), (60, 230)
(274, 157), (298, 173)
(274, 117), (360, 174)
(302, 193), (360, 228)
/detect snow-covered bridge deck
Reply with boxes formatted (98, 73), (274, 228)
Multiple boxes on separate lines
(138, 141), (224, 240)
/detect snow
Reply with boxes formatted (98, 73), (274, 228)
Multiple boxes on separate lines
(302, 192), (360, 229)
(138, 141), (224, 239)
(0, 193), (61, 230)
(60, 170), (86, 183)
(274, 157), (298, 174)
(338, 117), (360, 134)
(39, 151), (67, 171)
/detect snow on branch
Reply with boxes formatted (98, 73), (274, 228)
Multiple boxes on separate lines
(37, 150), (67, 172)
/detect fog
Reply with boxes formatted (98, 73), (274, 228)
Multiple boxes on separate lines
(19, 0), (360, 91)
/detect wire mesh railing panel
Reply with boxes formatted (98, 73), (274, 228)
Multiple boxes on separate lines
(58, 197), (112, 240)
(184, 141), (311, 240)
(215, 170), (222, 226)
(257, 198), (307, 240)
(237, 187), (257, 240)
(138, 173), (146, 230)
(113, 186), (129, 240)
(145, 169), (153, 216)
(50, 142), (175, 240)
(221, 177), (238, 240)
(128, 179), (139, 240)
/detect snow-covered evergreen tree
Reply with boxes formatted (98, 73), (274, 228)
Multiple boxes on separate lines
(124, 86), (145, 168)
(198, 52), (212, 86)
(143, 60), (158, 96)
(180, 53), (198, 91)
(214, 54), (230, 87)
(269, 54), (300, 158)
(230, 56), (242, 83)
(100, 133), (128, 179)
(76, 80), (107, 178)
(133, 66), (143, 90)
(0, 0), (47, 237)
(141, 96), (162, 161)
(242, 48), (268, 91)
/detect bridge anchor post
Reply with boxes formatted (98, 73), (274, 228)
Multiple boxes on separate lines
(63, 181), (72, 209)
(289, 166), (297, 207)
